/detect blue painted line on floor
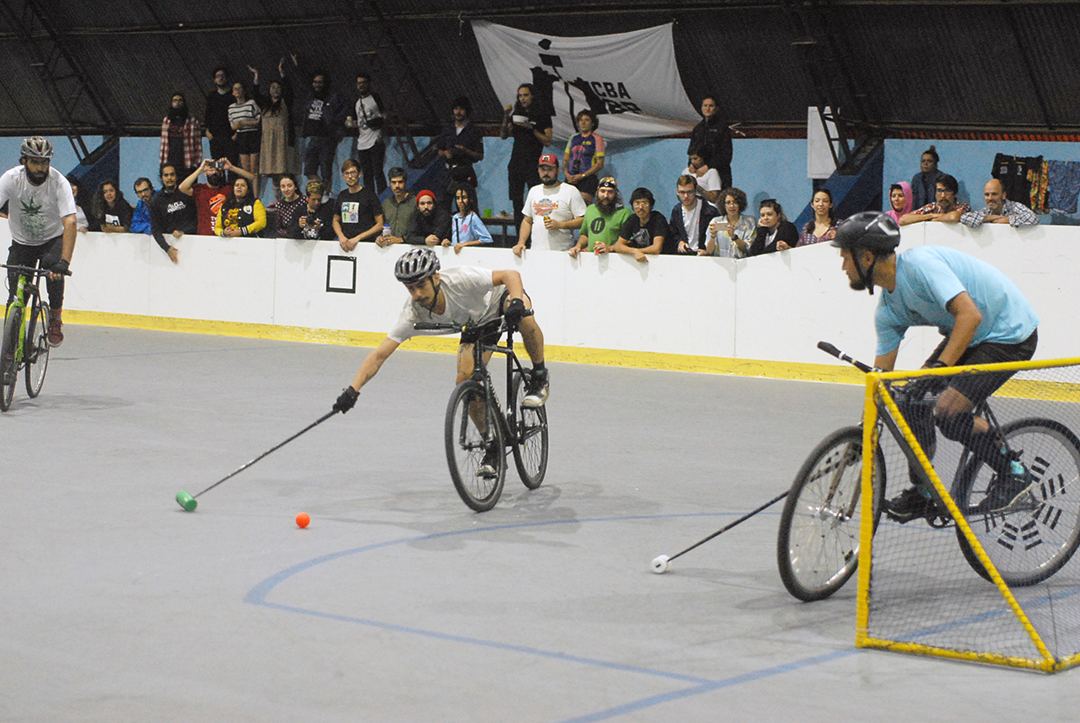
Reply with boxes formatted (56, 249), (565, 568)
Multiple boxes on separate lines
(245, 512), (862, 721)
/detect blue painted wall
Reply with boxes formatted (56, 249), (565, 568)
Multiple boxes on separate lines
(8, 133), (1080, 229)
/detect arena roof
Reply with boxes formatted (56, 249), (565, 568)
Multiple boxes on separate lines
(0, 0), (1077, 145)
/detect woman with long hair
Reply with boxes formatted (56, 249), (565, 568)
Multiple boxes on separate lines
(273, 174), (305, 238)
(747, 198), (798, 255)
(445, 185), (493, 253)
(250, 61), (297, 202)
(798, 188), (838, 246)
(228, 81), (262, 183)
(89, 179), (133, 233)
(214, 176), (267, 237)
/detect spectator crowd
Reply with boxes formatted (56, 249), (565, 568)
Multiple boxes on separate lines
(69, 66), (1041, 266)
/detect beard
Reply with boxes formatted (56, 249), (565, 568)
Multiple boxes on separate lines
(207, 173), (226, 189)
(25, 168), (48, 185)
(849, 278), (868, 292)
(596, 196), (616, 214)
(167, 105), (188, 123)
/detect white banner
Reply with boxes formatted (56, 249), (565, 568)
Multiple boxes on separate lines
(473, 21), (698, 142)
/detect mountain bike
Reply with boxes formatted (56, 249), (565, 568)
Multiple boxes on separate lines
(415, 312), (549, 511)
(777, 343), (1080, 601)
(1, 264), (57, 411)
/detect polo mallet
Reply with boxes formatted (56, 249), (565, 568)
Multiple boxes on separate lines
(651, 490), (789, 573)
(175, 409), (339, 511)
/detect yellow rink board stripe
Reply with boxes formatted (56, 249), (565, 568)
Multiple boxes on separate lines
(64, 310), (1080, 396)
(64, 310), (870, 384)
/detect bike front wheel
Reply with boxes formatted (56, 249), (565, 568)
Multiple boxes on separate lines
(445, 380), (505, 512)
(510, 371), (548, 489)
(778, 426), (886, 602)
(953, 418), (1080, 586)
(25, 301), (49, 398)
(0, 305), (22, 412)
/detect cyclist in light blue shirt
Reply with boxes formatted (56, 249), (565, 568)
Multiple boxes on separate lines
(833, 212), (1039, 522)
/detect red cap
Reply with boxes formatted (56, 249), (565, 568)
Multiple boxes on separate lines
(538, 153), (559, 167)
(415, 189), (437, 205)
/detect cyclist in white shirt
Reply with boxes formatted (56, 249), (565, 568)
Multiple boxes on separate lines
(0, 137), (78, 346)
(333, 246), (550, 417)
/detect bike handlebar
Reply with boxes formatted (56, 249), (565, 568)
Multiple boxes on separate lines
(414, 310), (533, 335)
(1, 263), (71, 277)
(818, 341), (876, 374)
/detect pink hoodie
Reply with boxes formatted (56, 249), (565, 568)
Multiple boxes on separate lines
(886, 181), (913, 224)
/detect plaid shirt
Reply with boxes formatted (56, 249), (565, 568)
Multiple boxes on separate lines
(913, 201), (972, 216)
(159, 116), (204, 169)
(960, 199), (1039, 229)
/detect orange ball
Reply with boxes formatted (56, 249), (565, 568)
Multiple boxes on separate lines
(296, 512), (310, 528)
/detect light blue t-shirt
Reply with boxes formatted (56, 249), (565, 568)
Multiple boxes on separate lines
(875, 246), (1039, 356)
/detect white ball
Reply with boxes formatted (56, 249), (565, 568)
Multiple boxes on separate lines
(651, 555), (670, 574)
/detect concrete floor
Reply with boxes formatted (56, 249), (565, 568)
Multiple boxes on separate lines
(1, 325), (1078, 722)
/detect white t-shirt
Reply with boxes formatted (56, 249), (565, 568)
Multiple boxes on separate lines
(0, 166), (77, 245)
(682, 166), (722, 207)
(354, 94), (383, 151)
(388, 266), (498, 343)
(524, 182), (587, 251)
(680, 201), (703, 250)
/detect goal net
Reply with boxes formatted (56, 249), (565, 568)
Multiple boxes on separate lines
(856, 358), (1080, 672)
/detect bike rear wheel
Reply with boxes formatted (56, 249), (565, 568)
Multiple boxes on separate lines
(445, 380), (505, 512)
(510, 371), (548, 489)
(25, 301), (49, 398)
(778, 426), (886, 601)
(1, 305), (22, 412)
(953, 418), (1080, 586)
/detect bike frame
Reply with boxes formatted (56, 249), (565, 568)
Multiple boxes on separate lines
(415, 313), (533, 446)
(464, 316), (530, 445)
(3, 265), (47, 368)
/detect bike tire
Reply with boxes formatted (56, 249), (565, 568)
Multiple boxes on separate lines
(25, 301), (49, 398)
(953, 418), (1080, 586)
(445, 380), (505, 512)
(510, 371), (548, 489)
(777, 426), (886, 602)
(0, 305), (22, 412)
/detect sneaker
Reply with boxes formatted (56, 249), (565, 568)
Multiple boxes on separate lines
(886, 486), (934, 524)
(47, 308), (63, 347)
(476, 443), (501, 478)
(973, 466), (1037, 514)
(522, 368), (549, 408)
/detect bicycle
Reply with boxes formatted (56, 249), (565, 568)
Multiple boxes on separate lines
(1, 264), (59, 412)
(777, 342), (1080, 602)
(415, 312), (549, 512)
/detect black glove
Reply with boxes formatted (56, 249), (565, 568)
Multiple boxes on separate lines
(50, 258), (70, 276)
(333, 386), (359, 414)
(504, 298), (526, 325)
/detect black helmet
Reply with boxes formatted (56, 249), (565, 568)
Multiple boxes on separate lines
(20, 136), (54, 160)
(394, 247), (440, 284)
(832, 211), (900, 255)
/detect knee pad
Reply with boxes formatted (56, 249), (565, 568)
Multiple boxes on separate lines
(936, 410), (975, 443)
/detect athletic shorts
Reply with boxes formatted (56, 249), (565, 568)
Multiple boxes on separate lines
(928, 329), (1038, 406)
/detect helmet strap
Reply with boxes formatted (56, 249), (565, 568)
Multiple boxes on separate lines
(860, 253), (878, 296)
(424, 277), (442, 313)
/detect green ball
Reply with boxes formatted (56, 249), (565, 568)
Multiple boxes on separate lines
(176, 491), (197, 512)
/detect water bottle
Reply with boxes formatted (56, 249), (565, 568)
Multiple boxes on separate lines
(382, 223), (392, 241)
